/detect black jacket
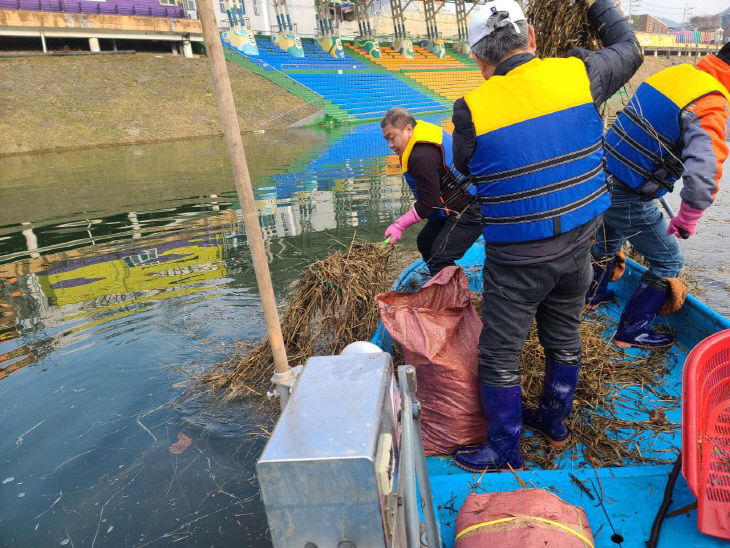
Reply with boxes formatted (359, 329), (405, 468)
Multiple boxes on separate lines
(452, 0), (642, 264)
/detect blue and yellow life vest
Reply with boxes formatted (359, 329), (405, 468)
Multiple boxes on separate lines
(605, 64), (730, 198)
(464, 57), (607, 243)
(400, 121), (469, 219)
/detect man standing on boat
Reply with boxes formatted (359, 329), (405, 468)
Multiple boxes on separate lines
(586, 43), (730, 349)
(381, 108), (483, 275)
(450, 0), (641, 472)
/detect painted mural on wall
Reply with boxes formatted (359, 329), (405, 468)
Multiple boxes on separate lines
(356, 38), (381, 59)
(452, 40), (471, 55)
(318, 36), (344, 58)
(274, 32), (304, 58)
(223, 28), (259, 56)
(422, 39), (446, 58)
(394, 38), (414, 59)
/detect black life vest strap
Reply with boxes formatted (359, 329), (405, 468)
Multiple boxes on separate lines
(604, 142), (675, 193)
(439, 171), (474, 207)
(610, 123), (683, 180)
(619, 107), (676, 150)
(478, 163), (604, 205)
(481, 185), (608, 225)
(471, 140), (602, 185)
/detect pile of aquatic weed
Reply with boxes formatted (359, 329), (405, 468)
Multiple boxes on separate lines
(521, 315), (678, 469)
(203, 241), (397, 398)
(472, 293), (679, 469)
(527, 0), (600, 58)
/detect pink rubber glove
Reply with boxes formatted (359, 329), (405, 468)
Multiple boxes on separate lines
(384, 206), (422, 244)
(666, 202), (705, 239)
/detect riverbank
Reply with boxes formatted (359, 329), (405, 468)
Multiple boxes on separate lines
(0, 52), (319, 156)
(0, 53), (679, 157)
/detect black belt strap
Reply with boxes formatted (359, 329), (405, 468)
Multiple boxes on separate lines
(471, 140), (602, 184)
(481, 185), (607, 225)
(478, 163), (604, 205)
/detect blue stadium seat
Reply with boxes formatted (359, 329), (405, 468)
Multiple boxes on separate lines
(223, 37), (448, 120)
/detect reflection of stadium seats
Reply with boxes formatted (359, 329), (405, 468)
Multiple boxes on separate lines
(267, 117), (447, 199)
(38, 237), (227, 307)
(0, 287), (34, 380)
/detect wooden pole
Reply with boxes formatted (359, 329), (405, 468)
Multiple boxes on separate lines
(196, 0), (291, 382)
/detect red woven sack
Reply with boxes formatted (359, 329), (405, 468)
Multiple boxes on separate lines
(375, 265), (485, 455)
(455, 489), (594, 547)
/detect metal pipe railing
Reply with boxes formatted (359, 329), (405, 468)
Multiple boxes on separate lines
(397, 365), (441, 547)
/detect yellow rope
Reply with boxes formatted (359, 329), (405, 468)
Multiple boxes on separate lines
(454, 515), (594, 547)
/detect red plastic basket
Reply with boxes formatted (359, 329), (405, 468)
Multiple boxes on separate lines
(682, 329), (730, 539)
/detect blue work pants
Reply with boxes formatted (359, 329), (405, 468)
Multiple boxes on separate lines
(591, 186), (683, 279)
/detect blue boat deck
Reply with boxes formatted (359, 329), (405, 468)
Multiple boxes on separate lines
(371, 238), (730, 547)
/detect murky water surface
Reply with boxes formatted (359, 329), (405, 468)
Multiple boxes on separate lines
(0, 122), (728, 546)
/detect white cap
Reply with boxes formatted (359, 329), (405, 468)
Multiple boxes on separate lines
(469, 0), (527, 47)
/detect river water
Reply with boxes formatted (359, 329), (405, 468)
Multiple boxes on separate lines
(0, 121), (728, 547)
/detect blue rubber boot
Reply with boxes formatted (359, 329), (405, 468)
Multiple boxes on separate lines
(613, 280), (674, 348)
(453, 384), (524, 473)
(585, 258), (615, 309)
(523, 358), (580, 446)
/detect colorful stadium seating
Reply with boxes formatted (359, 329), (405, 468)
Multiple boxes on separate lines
(224, 36), (449, 121)
(222, 35), (493, 122)
(345, 42), (466, 70)
(404, 70), (484, 102)
(344, 41), (484, 103)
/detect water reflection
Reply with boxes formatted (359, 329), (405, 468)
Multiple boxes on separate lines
(0, 120), (410, 546)
(2, 117), (726, 546)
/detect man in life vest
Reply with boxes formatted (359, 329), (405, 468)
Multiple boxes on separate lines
(587, 44), (730, 348)
(381, 108), (483, 275)
(450, 0), (642, 472)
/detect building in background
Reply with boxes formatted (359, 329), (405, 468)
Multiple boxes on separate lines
(0, 0), (202, 55)
(0, 0), (186, 19)
(631, 14), (669, 34)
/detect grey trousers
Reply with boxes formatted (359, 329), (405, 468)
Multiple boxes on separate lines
(478, 245), (593, 387)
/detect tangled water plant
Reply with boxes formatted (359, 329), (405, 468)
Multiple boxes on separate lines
(206, 232), (678, 470)
(527, 0), (601, 58)
(520, 314), (677, 469)
(203, 241), (395, 398)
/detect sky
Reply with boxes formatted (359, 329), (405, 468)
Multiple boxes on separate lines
(619, 0), (729, 22)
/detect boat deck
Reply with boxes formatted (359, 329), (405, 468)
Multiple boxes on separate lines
(372, 238), (730, 547)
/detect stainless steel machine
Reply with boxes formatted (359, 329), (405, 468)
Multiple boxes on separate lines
(257, 352), (440, 548)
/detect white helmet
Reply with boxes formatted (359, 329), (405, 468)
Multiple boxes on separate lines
(469, 0), (527, 47)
